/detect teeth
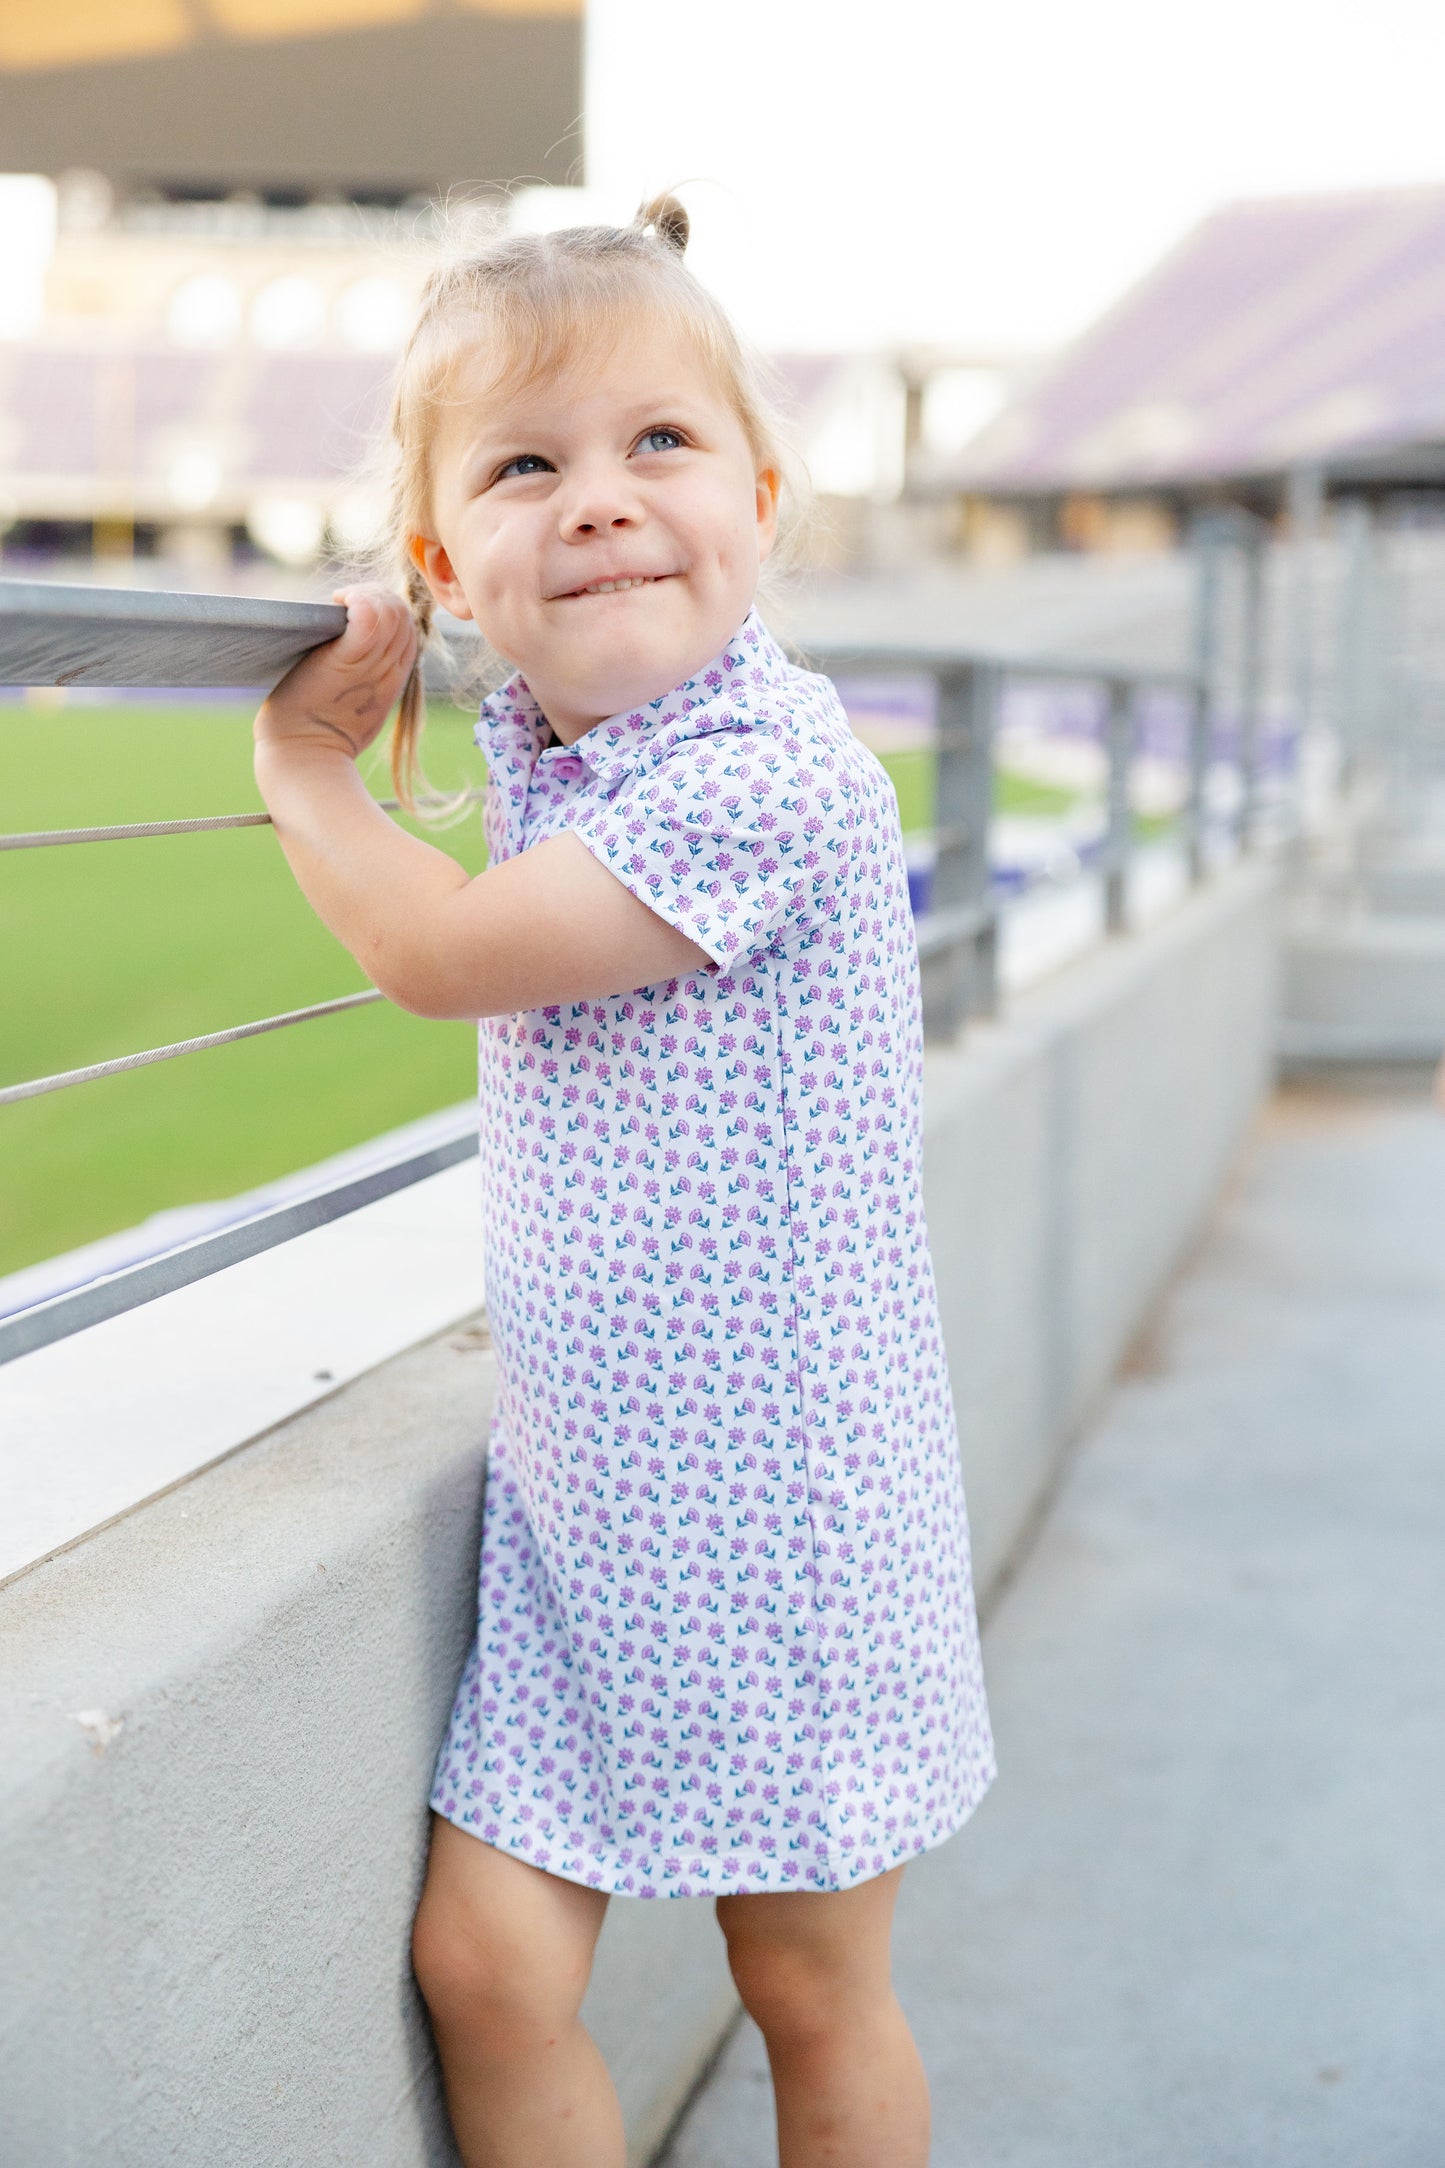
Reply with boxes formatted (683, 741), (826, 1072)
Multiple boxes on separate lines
(578, 576), (654, 595)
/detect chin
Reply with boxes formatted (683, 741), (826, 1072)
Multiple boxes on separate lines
(571, 625), (700, 715)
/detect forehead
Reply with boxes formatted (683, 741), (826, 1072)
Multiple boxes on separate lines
(439, 313), (737, 443)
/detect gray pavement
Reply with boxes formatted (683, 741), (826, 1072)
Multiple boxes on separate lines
(660, 1077), (1445, 2167)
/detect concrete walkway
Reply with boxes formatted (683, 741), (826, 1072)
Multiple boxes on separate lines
(660, 1077), (1445, 2167)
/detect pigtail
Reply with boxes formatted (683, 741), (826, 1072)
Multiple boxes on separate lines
(390, 550), (435, 812)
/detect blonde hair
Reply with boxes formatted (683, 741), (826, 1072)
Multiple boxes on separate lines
(377, 191), (802, 808)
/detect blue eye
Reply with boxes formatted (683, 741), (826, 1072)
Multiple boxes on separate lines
(496, 452), (553, 481)
(636, 427), (684, 454)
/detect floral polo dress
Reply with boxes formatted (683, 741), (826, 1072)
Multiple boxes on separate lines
(429, 609), (995, 1897)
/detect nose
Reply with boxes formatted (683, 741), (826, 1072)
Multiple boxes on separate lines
(556, 456), (645, 542)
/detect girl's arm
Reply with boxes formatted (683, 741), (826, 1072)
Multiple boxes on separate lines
(253, 586), (713, 1019)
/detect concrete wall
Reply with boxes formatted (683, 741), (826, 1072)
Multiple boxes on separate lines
(0, 860), (1278, 2168)
(1279, 908), (1445, 1063)
(927, 861), (1278, 1592)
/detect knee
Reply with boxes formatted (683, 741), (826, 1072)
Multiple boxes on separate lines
(722, 1931), (858, 2054)
(411, 1891), (590, 2051)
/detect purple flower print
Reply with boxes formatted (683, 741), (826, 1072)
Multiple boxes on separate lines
(429, 610), (995, 1898)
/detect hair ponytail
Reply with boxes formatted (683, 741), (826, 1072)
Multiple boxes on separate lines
(633, 191), (690, 256)
(389, 547), (436, 810)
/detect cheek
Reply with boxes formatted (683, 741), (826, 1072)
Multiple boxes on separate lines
(473, 517), (537, 598)
(725, 494), (767, 572)
(686, 479), (762, 571)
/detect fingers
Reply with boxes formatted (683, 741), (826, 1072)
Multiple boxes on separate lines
(328, 585), (418, 674)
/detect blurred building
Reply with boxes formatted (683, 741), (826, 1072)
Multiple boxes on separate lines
(0, 2), (581, 203)
(1, 196), (445, 573)
(0, 3), (1015, 580)
(936, 186), (1445, 558)
(0, 0), (580, 578)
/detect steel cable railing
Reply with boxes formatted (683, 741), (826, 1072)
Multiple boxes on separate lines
(0, 773), (483, 1115)
(0, 791), (477, 852)
(0, 783), (484, 1113)
(0, 990), (387, 1108)
(1, 810), (274, 849)
(0, 1117), (480, 1366)
(1, 579), (1217, 1368)
(0, 580), (489, 1365)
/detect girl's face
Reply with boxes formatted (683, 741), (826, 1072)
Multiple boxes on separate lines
(415, 321), (779, 743)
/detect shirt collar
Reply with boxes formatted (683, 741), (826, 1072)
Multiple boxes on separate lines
(473, 607), (789, 786)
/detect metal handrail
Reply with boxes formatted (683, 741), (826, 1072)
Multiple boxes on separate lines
(0, 578), (346, 689)
(0, 786), (485, 1109)
(2, 810), (274, 849)
(801, 641), (1208, 1029)
(0, 991), (385, 1108)
(0, 1119), (478, 1365)
(796, 639), (1198, 690)
(0, 788), (482, 852)
(0, 577), (1218, 1368)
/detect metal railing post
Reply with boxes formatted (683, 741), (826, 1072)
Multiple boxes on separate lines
(1186, 512), (1224, 881)
(1103, 676), (1133, 934)
(1286, 463), (1325, 797)
(1237, 524), (1265, 850)
(922, 660), (998, 1039)
(1186, 677), (1210, 883)
(1333, 494), (1377, 789)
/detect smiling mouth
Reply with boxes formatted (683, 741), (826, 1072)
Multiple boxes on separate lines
(555, 573), (675, 599)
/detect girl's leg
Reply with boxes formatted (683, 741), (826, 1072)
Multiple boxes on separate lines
(411, 1815), (623, 2168)
(715, 1865), (928, 2168)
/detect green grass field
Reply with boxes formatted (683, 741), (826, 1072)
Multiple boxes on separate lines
(0, 698), (493, 1280)
(0, 705), (1090, 1280)
(881, 745), (1079, 828)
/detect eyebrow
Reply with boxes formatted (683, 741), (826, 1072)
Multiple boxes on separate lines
(456, 389), (715, 468)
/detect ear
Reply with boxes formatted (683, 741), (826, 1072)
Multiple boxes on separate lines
(410, 533), (474, 622)
(754, 466), (781, 566)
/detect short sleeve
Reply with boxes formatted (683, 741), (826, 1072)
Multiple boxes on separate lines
(568, 722), (840, 971)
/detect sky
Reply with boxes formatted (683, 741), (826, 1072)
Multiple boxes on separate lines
(582, 0), (1445, 357)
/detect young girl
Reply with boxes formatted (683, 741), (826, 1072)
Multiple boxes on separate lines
(254, 196), (995, 2168)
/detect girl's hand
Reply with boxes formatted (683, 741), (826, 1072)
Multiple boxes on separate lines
(255, 584), (418, 761)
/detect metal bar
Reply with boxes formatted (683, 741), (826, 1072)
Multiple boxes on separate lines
(0, 1123), (479, 1367)
(0, 595), (1207, 732)
(1102, 677), (1134, 935)
(1333, 496), (1376, 791)
(920, 662), (998, 1040)
(1186, 678), (1210, 882)
(1, 810), (272, 849)
(0, 991), (384, 1108)
(962, 666), (1000, 1019)
(0, 789), (483, 852)
(0, 583), (1199, 702)
(1237, 529), (1265, 850)
(799, 639), (1198, 692)
(1285, 464), (1325, 781)
(0, 579), (347, 689)
(1186, 514), (1223, 883)
(913, 901), (993, 957)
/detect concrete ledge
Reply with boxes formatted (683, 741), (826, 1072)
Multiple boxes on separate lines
(0, 1314), (734, 2168)
(0, 861), (1279, 2166)
(1281, 908), (1445, 1064)
(0, 1323), (492, 2168)
(926, 857), (1279, 1594)
(1361, 835), (1445, 917)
